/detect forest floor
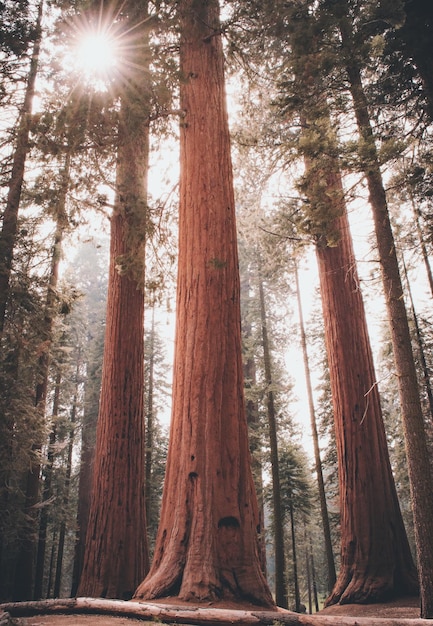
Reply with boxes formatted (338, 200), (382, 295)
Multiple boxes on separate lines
(1, 596), (423, 626)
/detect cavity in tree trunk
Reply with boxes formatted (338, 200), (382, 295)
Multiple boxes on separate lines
(134, 0), (274, 607)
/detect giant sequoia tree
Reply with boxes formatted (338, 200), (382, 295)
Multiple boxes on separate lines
(77, 0), (151, 599)
(288, 7), (419, 604)
(313, 176), (418, 605)
(325, 1), (433, 615)
(134, 0), (274, 606)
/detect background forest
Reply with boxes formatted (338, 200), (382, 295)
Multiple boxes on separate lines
(1, 0), (433, 616)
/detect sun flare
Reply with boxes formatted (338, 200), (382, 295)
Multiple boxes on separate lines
(73, 29), (119, 87)
(76, 32), (117, 75)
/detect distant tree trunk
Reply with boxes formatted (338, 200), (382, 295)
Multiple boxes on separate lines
(304, 523), (312, 614)
(54, 362), (78, 598)
(294, 262), (336, 593)
(13, 148), (69, 602)
(258, 275), (287, 608)
(134, 0), (274, 607)
(34, 369), (62, 600)
(309, 535), (319, 613)
(401, 255), (433, 424)
(410, 196), (433, 298)
(0, 0), (43, 333)
(241, 270), (267, 575)
(145, 307), (155, 526)
(288, 497), (300, 613)
(338, 8), (433, 616)
(314, 184), (418, 605)
(70, 336), (101, 596)
(76, 4), (151, 595)
(47, 530), (57, 599)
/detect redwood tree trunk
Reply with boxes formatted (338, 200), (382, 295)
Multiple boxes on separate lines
(315, 176), (418, 605)
(77, 7), (151, 593)
(77, 104), (150, 598)
(134, 0), (274, 607)
(337, 7), (433, 616)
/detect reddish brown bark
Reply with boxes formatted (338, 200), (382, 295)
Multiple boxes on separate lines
(336, 7), (433, 616)
(77, 35), (150, 596)
(134, 0), (274, 607)
(314, 168), (418, 605)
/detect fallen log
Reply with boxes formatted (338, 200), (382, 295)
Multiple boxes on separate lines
(0, 597), (429, 626)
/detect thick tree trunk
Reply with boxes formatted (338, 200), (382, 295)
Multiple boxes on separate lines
(134, 0), (274, 607)
(294, 262), (336, 593)
(77, 91), (150, 598)
(0, 0), (43, 333)
(337, 9), (433, 616)
(76, 1), (152, 599)
(316, 193), (418, 605)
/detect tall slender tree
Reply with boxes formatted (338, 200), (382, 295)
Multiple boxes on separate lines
(294, 261), (336, 593)
(258, 272), (287, 608)
(134, 0), (274, 606)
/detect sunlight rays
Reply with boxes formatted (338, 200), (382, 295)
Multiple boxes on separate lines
(67, 0), (152, 95)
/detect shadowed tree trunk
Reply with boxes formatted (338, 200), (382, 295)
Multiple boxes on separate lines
(77, 1), (151, 599)
(286, 7), (418, 603)
(335, 6), (433, 616)
(313, 170), (418, 605)
(134, 0), (274, 607)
